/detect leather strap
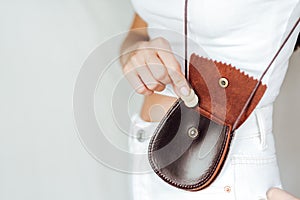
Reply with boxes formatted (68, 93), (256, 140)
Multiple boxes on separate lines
(184, 0), (188, 80)
(183, 0), (300, 129)
(233, 17), (299, 129)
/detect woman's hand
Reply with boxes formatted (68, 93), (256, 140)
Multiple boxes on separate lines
(121, 37), (191, 98)
(267, 188), (300, 200)
(120, 14), (198, 107)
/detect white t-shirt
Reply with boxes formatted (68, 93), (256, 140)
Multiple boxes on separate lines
(131, 0), (300, 106)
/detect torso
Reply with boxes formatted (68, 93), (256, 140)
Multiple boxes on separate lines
(133, 0), (300, 122)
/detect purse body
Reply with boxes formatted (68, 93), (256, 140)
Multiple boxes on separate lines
(148, 54), (266, 191)
(148, 98), (233, 191)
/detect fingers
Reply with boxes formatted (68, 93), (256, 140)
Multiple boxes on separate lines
(145, 55), (172, 85)
(155, 40), (198, 107)
(156, 48), (191, 98)
(267, 188), (300, 200)
(123, 48), (167, 95)
(150, 37), (190, 97)
(131, 54), (165, 92)
(123, 66), (153, 95)
(122, 37), (197, 103)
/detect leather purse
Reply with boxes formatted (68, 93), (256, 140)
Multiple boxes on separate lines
(148, 0), (300, 191)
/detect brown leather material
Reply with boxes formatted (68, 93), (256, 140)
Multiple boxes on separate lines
(148, 54), (267, 191)
(189, 54), (267, 129)
(147, 1), (299, 192)
(148, 99), (233, 190)
(148, 16), (299, 192)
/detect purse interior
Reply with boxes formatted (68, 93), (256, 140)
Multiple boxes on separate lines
(148, 99), (232, 190)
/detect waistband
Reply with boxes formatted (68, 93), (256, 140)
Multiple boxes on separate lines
(234, 103), (273, 139)
(130, 103), (273, 140)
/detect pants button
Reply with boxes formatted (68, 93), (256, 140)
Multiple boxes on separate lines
(224, 186), (231, 193)
(137, 129), (146, 142)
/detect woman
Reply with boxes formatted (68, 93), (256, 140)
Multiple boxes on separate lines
(120, 0), (300, 199)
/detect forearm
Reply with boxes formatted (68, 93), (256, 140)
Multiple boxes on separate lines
(120, 14), (149, 66)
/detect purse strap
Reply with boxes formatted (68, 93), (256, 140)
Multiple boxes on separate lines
(184, 0), (300, 130)
(184, 0), (189, 81)
(233, 18), (299, 130)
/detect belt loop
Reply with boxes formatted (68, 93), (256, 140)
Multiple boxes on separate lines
(255, 108), (268, 150)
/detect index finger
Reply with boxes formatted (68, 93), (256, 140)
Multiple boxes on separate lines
(156, 50), (191, 97)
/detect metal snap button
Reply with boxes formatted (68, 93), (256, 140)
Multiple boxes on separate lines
(219, 77), (229, 88)
(187, 127), (199, 139)
(224, 185), (231, 193)
(137, 129), (146, 142)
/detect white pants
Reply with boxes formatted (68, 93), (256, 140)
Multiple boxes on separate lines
(127, 104), (282, 200)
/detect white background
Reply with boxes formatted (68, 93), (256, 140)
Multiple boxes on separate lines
(0, 0), (299, 199)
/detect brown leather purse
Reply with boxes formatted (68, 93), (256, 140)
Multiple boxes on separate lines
(148, 0), (300, 191)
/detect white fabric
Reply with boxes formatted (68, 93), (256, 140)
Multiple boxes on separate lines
(128, 0), (300, 199)
(131, 0), (300, 106)
(128, 104), (281, 200)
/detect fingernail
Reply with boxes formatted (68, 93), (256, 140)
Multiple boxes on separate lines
(180, 86), (190, 96)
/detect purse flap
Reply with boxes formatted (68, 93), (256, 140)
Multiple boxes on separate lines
(189, 53), (267, 129)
